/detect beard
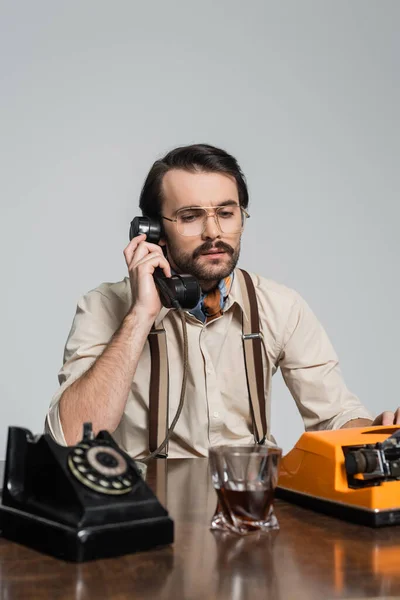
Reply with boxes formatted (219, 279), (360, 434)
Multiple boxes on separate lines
(166, 238), (241, 283)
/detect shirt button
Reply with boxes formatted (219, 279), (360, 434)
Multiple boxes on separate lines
(207, 368), (212, 375)
(213, 411), (219, 418)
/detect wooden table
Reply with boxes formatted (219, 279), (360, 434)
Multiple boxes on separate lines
(1, 458), (400, 599)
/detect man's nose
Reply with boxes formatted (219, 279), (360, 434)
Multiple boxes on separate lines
(201, 214), (221, 240)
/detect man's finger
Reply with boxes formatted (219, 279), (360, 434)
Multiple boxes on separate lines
(123, 234), (146, 265)
(135, 252), (172, 278)
(394, 407), (400, 424)
(124, 237), (164, 267)
(129, 240), (164, 267)
(382, 411), (395, 425)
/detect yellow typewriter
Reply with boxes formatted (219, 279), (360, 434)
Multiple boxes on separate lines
(277, 425), (400, 526)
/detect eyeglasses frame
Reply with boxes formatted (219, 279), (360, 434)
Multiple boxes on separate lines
(162, 205), (250, 237)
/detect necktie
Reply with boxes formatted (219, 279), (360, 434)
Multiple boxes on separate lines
(202, 275), (233, 323)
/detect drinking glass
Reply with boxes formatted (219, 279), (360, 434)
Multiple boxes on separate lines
(209, 445), (282, 535)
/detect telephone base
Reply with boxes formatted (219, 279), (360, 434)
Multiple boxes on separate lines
(0, 501), (174, 562)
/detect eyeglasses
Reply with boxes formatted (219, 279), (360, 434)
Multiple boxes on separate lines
(162, 205), (250, 237)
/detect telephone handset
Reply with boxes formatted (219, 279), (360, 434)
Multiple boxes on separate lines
(129, 216), (200, 309)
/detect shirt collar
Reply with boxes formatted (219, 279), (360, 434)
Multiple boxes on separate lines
(223, 268), (249, 322)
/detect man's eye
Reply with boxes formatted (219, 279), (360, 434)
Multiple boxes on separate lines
(218, 210), (234, 218)
(180, 211), (202, 223)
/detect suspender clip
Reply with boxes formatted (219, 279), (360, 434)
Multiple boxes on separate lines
(242, 332), (263, 340)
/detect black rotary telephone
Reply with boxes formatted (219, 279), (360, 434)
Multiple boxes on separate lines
(129, 216), (200, 309)
(0, 424), (173, 561)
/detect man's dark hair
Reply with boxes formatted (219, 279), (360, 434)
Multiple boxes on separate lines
(139, 143), (249, 220)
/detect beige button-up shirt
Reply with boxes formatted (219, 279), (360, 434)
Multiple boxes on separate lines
(45, 269), (372, 457)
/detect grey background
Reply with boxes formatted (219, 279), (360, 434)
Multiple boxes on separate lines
(1, 1), (399, 458)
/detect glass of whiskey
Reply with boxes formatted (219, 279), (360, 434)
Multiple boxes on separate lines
(209, 445), (282, 535)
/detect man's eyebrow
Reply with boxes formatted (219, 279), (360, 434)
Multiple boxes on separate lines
(217, 199), (239, 207)
(173, 199), (239, 214)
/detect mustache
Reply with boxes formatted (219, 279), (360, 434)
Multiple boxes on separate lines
(192, 240), (235, 260)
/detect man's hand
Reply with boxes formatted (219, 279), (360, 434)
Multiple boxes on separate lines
(123, 233), (171, 321)
(372, 409), (400, 426)
(341, 409), (400, 429)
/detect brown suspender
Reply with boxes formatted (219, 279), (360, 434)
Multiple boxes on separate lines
(148, 322), (169, 456)
(148, 269), (267, 456)
(235, 269), (267, 444)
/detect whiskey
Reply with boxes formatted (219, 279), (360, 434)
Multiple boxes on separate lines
(216, 486), (274, 527)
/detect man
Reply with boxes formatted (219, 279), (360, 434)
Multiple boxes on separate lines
(46, 144), (400, 457)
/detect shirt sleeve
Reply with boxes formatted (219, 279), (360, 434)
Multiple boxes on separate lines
(278, 292), (373, 431)
(45, 288), (123, 445)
